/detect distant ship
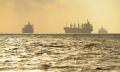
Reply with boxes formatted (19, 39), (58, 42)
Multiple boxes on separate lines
(98, 27), (108, 34)
(22, 22), (34, 33)
(64, 20), (93, 34)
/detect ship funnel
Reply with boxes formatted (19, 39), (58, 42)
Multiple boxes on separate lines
(78, 24), (80, 28)
(70, 23), (72, 28)
(87, 20), (90, 24)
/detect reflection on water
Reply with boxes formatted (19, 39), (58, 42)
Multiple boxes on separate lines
(0, 35), (120, 72)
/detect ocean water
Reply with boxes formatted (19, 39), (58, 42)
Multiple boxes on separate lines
(0, 34), (120, 72)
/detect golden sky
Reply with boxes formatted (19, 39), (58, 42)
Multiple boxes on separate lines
(0, 0), (120, 33)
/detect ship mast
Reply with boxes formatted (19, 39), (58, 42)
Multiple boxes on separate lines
(70, 23), (72, 28)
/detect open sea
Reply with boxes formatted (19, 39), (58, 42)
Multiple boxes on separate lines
(0, 34), (120, 72)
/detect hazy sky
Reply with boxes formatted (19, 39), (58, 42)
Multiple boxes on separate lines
(0, 0), (120, 33)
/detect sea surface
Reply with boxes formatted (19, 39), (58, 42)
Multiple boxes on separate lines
(0, 34), (120, 72)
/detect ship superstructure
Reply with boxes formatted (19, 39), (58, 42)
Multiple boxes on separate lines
(64, 20), (93, 33)
(22, 22), (34, 33)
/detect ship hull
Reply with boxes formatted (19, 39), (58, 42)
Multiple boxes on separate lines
(64, 27), (83, 34)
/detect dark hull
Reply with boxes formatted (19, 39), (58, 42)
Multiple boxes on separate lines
(64, 27), (84, 33)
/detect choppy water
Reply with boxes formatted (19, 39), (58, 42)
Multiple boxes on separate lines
(0, 35), (120, 72)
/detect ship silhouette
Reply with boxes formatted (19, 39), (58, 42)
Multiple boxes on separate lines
(64, 20), (93, 33)
(22, 22), (34, 33)
(98, 27), (108, 34)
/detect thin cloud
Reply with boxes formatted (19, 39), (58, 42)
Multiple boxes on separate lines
(14, 0), (56, 12)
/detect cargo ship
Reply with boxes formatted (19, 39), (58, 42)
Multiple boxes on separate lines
(22, 22), (34, 33)
(64, 20), (93, 33)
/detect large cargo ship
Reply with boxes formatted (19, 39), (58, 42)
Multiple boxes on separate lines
(64, 20), (93, 33)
